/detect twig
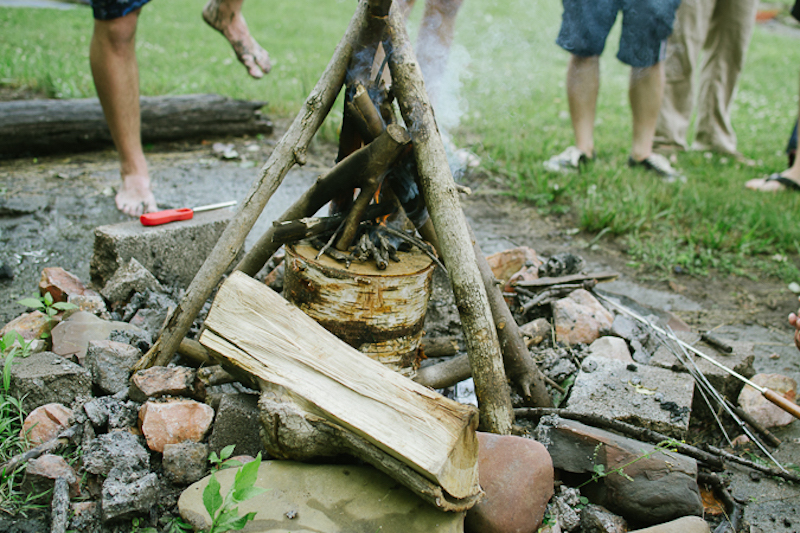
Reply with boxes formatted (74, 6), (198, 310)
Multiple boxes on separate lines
(0, 426), (78, 476)
(50, 477), (70, 533)
(704, 444), (800, 484)
(377, 225), (446, 272)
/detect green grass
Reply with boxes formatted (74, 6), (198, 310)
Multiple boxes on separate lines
(2, 0), (800, 281)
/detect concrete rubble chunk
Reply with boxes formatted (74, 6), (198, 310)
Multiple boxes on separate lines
(101, 466), (160, 523)
(580, 504), (627, 533)
(129, 366), (204, 403)
(91, 209), (234, 289)
(552, 289), (613, 345)
(738, 373), (798, 428)
(536, 417), (702, 526)
(208, 392), (265, 458)
(20, 403), (72, 448)
(566, 354), (695, 438)
(83, 431), (150, 476)
(83, 396), (139, 431)
(85, 339), (142, 395)
(178, 460), (466, 533)
(67, 292), (110, 319)
(588, 336), (633, 363)
(99, 257), (164, 304)
(6, 351), (92, 414)
(464, 432), (553, 533)
(38, 266), (93, 303)
(139, 399), (215, 453)
(49, 310), (141, 363)
(69, 501), (101, 533)
(162, 442), (209, 485)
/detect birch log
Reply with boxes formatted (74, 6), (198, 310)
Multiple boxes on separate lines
(135, 1), (370, 370)
(384, 5), (513, 433)
(199, 272), (481, 509)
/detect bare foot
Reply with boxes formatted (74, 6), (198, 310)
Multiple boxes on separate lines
(202, 0), (271, 79)
(115, 174), (157, 217)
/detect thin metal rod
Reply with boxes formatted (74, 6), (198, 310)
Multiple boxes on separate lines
(193, 200), (238, 213)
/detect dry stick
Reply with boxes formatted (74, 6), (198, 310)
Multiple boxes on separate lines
(513, 408), (725, 470)
(335, 169), (391, 250)
(50, 477), (70, 533)
(596, 292), (800, 421)
(0, 426), (78, 476)
(385, 4), (513, 433)
(135, 1), (371, 370)
(729, 403), (782, 448)
(270, 203), (392, 244)
(704, 444), (800, 484)
(237, 124), (410, 277)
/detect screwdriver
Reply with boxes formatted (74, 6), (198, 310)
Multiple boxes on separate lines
(139, 200), (237, 226)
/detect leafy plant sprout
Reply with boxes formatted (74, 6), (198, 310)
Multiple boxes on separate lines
(577, 438), (682, 489)
(17, 293), (78, 339)
(204, 452), (267, 533)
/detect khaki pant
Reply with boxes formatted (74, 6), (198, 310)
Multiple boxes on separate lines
(655, 0), (758, 154)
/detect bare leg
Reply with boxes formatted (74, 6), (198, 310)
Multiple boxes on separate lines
(203, 0), (270, 79)
(567, 54), (600, 156)
(90, 10), (157, 217)
(416, 0), (464, 106)
(629, 62), (665, 161)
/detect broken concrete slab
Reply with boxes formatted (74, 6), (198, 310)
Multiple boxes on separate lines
(85, 339), (142, 395)
(535, 417), (702, 527)
(99, 257), (164, 304)
(6, 351), (92, 414)
(588, 336), (633, 363)
(565, 355), (695, 438)
(90, 208), (235, 289)
(178, 460), (466, 533)
(207, 392), (265, 459)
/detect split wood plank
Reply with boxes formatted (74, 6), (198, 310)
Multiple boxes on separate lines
(199, 271), (481, 501)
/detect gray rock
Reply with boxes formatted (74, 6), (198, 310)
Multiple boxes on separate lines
(208, 393), (265, 459)
(178, 460), (465, 533)
(566, 355), (695, 438)
(91, 209), (234, 289)
(83, 431), (150, 476)
(628, 516), (710, 533)
(99, 257), (164, 304)
(162, 442), (209, 485)
(101, 466), (160, 523)
(5, 351), (92, 414)
(537, 417), (702, 527)
(69, 502), (101, 533)
(85, 340), (142, 394)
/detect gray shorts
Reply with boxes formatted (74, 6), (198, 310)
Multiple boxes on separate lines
(556, 0), (681, 67)
(91, 0), (152, 20)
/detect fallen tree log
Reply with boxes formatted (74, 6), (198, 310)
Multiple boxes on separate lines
(199, 271), (482, 510)
(0, 94), (273, 158)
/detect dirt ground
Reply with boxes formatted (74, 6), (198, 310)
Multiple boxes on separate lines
(2, 117), (800, 529)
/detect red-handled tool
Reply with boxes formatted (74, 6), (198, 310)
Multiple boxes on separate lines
(140, 201), (237, 226)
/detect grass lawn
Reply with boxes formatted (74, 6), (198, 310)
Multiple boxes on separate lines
(2, 0), (800, 282)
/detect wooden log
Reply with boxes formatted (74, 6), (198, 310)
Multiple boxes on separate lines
(0, 94), (273, 158)
(135, 1), (371, 371)
(384, 4), (513, 434)
(199, 271), (481, 507)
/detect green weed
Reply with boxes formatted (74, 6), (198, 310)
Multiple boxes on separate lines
(208, 444), (242, 471)
(17, 293), (77, 339)
(203, 453), (267, 533)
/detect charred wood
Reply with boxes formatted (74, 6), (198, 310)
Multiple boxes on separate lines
(513, 271), (619, 288)
(270, 203), (391, 244)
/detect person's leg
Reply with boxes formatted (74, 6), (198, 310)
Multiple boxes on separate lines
(654, 0), (710, 152)
(692, 0), (758, 154)
(90, 10), (156, 217)
(415, 0), (464, 107)
(567, 54), (600, 157)
(203, 0), (271, 79)
(629, 62), (664, 161)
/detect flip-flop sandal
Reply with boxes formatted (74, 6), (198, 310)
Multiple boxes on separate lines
(765, 173), (800, 191)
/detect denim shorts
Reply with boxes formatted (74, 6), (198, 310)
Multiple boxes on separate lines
(91, 0), (152, 20)
(556, 0), (681, 67)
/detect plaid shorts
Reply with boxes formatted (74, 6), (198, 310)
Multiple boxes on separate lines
(91, 0), (152, 20)
(556, 0), (681, 67)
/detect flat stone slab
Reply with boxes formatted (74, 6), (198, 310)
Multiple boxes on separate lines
(565, 355), (695, 438)
(178, 460), (465, 533)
